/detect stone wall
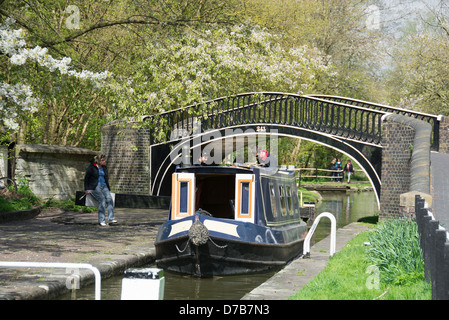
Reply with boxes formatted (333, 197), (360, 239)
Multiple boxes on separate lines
(14, 144), (98, 200)
(438, 115), (449, 154)
(380, 114), (432, 220)
(101, 120), (152, 195)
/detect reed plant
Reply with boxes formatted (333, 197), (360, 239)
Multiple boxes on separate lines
(291, 219), (430, 300)
(367, 218), (425, 285)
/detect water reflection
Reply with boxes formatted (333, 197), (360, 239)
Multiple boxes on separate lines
(58, 269), (275, 300)
(164, 272), (275, 300)
(58, 191), (378, 300)
(313, 191), (379, 242)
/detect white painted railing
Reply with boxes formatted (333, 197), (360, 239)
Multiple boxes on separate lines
(303, 212), (336, 257)
(0, 261), (102, 300)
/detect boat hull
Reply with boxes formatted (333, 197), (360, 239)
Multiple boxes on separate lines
(155, 222), (305, 277)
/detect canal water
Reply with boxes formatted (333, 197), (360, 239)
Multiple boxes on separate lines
(312, 190), (379, 241)
(58, 191), (379, 300)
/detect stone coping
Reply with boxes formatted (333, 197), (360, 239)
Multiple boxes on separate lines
(16, 144), (98, 156)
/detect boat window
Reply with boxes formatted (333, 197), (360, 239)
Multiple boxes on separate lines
(269, 183), (278, 217)
(179, 181), (189, 214)
(286, 186), (293, 215)
(235, 174), (255, 222)
(171, 172), (195, 220)
(240, 182), (250, 215)
(279, 185), (287, 216)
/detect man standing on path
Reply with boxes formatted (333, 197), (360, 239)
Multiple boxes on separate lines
(84, 154), (117, 226)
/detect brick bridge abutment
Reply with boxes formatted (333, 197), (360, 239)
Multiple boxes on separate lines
(381, 114), (449, 220)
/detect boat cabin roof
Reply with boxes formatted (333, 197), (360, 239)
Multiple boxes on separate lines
(175, 164), (294, 177)
(175, 165), (253, 175)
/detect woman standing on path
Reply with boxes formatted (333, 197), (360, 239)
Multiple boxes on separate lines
(84, 154), (116, 226)
(344, 160), (354, 183)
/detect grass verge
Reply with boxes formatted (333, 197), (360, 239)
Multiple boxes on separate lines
(290, 221), (432, 300)
(0, 182), (41, 212)
(0, 180), (94, 213)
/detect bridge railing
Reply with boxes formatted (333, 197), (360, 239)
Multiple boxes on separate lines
(144, 92), (386, 146)
(309, 94), (440, 151)
(415, 195), (449, 300)
(296, 167), (365, 183)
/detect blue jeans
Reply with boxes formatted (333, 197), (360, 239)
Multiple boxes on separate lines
(91, 185), (114, 223)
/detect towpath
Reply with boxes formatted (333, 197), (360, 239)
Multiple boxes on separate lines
(0, 208), (166, 299)
(0, 207), (368, 300)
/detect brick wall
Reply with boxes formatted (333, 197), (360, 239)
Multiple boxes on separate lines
(380, 116), (414, 219)
(380, 114), (432, 220)
(101, 120), (151, 195)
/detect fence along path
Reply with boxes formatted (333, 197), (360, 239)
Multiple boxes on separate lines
(415, 196), (449, 300)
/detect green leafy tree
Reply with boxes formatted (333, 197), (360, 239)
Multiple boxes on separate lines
(387, 9), (449, 115)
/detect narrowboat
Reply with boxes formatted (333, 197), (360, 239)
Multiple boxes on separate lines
(154, 165), (307, 277)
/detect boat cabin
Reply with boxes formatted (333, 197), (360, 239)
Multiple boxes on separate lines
(170, 165), (302, 227)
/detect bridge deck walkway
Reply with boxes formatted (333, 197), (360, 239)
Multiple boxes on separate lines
(430, 151), (449, 229)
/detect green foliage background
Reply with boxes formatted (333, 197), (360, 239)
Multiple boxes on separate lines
(1, 0), (447, 163)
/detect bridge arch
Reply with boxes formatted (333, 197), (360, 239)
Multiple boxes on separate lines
(149, 122), (382, 206)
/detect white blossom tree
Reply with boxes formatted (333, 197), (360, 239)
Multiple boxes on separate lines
(0, 18), (112, 141)
(114, 23), (336, 118)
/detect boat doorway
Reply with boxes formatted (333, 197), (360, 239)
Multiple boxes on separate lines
(195, 173), (236, 219)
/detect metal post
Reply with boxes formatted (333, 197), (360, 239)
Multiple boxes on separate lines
(303, 212), (336, 258)
(0, 261), (102, 300)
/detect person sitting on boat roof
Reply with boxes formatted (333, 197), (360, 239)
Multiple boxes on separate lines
(197, 151), (213, 166)
(256, 149), (269, 166)
(255, 147), (277, 168)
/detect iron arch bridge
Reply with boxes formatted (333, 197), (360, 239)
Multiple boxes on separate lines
(145, 92), (440, 204)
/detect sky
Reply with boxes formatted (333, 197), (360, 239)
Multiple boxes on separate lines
(372, 0), (446, 37)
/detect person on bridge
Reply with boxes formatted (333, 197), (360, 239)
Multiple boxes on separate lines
(345, 160), (355, 183)
(84, 154), (116, 227)
(335, 158), (343, 182)
(329, 158), (336, 180)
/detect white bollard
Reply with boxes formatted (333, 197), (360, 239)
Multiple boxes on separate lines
(303, 212), (336, 257)
(121, 268), (165, 300)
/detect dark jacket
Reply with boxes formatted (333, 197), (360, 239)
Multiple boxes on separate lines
(84, 163), (110, 191)
(345, 163), (354, 173)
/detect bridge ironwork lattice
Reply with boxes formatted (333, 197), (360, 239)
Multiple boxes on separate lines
(308, 94), (440, 150)
(145, 92), (391, 147)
